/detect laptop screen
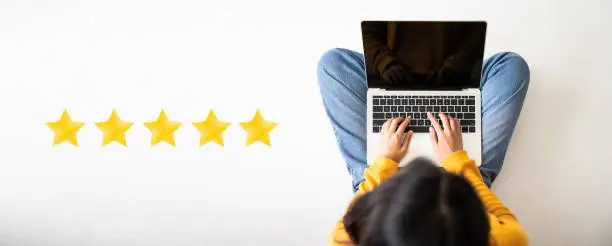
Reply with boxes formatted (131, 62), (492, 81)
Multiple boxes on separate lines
(362, 21), (487, 90)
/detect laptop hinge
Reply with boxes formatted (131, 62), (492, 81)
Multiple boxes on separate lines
(370, 88), (479, 92)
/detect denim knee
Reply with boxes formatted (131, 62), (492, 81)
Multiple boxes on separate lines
(491, 52), (531, 88)
(317, 48), (353, 85)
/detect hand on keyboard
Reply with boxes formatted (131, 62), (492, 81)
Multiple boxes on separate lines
(378, 117), (414, 163)
(372, 95), (476, 133)
(427, 112), (464, 162)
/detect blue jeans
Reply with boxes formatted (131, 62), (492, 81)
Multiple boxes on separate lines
(317, 48), (530, 192)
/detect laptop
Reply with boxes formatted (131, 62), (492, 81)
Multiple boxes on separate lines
(362, 21), (487, 166)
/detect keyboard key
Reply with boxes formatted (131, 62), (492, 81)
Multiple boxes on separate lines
(462, 120), (475, 126)
(421, 113), (427, 119)
(391, 96), (397, 99)
(451, 99), (457, 105)
(380, 99), (386, 105)
(416, 99), (423, 105)
(437, 99), (443, 105)
(394, 99), (400, 105)
(469, 126), (476, 132)
(398, 106), (404, 112)
(402, 99), (408, 105)
(458, 99), (465, 105)
(391, 106), (397, 112)
(384, 95), (390, 98)
(469, 106), (476, 112)
(448, 107), (454, 112)
(427, 96), (433, 98)
(455, 106), (462, 112)
(455, 96), (461, 99)
(393, 113), (399, 117)
(466, 99), (476, 105)
(373, 126), (382, 133)
(434, 106), (440, 112)
(444, 99), (450, 105)
(417, 120), (424, 125)
(374, 99), (380, 105)
(373, 106), (383, 112)
(374, 120), (386, 125)
(374, 96), (383, 99)
(387, 99), (393, 105)
(414, 113), (421, 119)
(410, 119), (417, 125)
(469, 96), (475, 99)
(409, 99), (415, 105)
(426, 106), (433, 112)
(462, 106), (469, 112)
(412, 106), (419, 111)
(441, 106), (448, 112)
(461, 126), (469, 132)
(419, 106), (426, 112)
(423, 100), (429, 105)
(400, 112), (407, 117)
(456, 113), (463, 119)
(462, 96), (468, 98)
(464, 113), (475, 119)
(384, 106), (390, 112)
(386, 113), (393, 118)
(374, 113), (384, 119)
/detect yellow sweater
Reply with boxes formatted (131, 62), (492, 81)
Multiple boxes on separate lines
(328, 151), (528, 246)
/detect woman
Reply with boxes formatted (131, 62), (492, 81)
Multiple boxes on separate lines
(317, 48), (530, 246)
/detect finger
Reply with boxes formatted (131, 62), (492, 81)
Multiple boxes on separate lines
(429, 126), (438, 145)
(402, 130), (414, 150)
(455, 118), (462, 135)
(439, 113), (451, 133)
(450, 117), (459, 132)
(382, 118), (392, 133)
(456, 118), (463, 148)
(396, 116), (411, 135)
(389, 118), (401, 133)
(427, 112), (444, 134)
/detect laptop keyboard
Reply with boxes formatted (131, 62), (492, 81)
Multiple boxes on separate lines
(373, 95), (477, 133)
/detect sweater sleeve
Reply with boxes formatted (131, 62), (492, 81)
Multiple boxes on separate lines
(443, 150), (528, 246)
(327, 157), (399, 246)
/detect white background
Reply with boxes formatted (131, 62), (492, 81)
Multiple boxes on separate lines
(1, 0), (611, 245)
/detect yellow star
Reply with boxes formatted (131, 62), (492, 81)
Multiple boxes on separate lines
(239, 109), (277, 147)
(144, 110), (182, 147)
(192, 110), (231, 147)
(95, 110), (133, 146)
(46, 109), (85, 146)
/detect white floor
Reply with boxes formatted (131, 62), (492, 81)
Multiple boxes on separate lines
(0, 0), (611, 245)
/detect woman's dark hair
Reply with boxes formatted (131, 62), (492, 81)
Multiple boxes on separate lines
(343, 158), (490, 246)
